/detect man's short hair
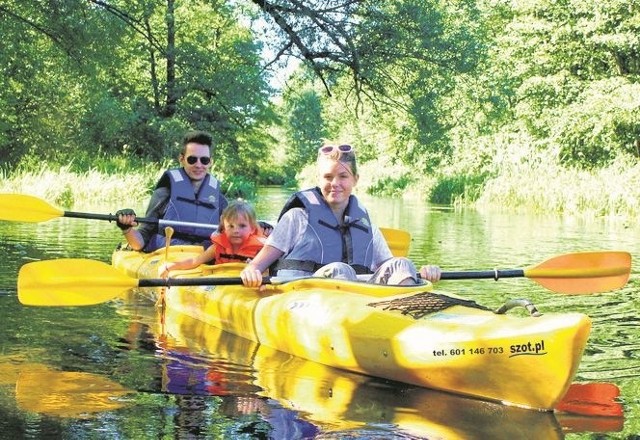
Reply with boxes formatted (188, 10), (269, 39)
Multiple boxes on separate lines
(182, 130), (213, 147)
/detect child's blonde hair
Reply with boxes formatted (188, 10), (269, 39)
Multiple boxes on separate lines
(219, 199), (259, 233)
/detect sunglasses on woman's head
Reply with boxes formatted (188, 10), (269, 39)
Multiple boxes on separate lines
(186, 156), (211, 165)
(318, 144), (354, 155)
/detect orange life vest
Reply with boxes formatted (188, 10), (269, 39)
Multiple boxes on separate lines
(211, 233), (266, 264)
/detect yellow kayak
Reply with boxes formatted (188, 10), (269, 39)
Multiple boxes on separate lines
(144, 308), (621, 438)
(111, 245), (591, 410)
(153, 309), (568, 439)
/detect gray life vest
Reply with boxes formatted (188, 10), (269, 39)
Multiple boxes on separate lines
(274, 187), (375, 274)
(144, 168), (225, 252)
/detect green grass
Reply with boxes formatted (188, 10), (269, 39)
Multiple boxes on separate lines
(0, 164), (156, 208)
(476, 155), (640, 218)
(0, 149), (264, 208)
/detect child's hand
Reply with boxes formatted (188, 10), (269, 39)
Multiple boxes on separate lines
(159, 263), (172, 278)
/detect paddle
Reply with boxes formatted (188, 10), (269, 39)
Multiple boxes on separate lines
(15, 364), (131, 417)
(439, 251), (631, 294)
(1, 194), (413, 255)
(18, 251), (631, 306)
(164, 227), (174, 261)
(0, 193), (219, 232)
(17, 258), (281, 306)
(379, 227), (411, 257)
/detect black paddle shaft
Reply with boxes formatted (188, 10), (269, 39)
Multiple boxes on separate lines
(138, 277), (274, 288)
(135, 271), (528, 287)
(64, 211), (168, 224)
(440, 269), (525, 281)
(63, 210), (218, 231)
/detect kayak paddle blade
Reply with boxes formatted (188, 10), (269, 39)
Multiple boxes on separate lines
(18, 259), (137, 306)
(0, 193), (64, 222)
(525, 251), (631, 294)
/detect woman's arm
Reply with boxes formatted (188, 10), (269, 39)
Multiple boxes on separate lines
(240, 208), (306, 288)
(240, 245), (285, 287)
(370, 225), (393, 270)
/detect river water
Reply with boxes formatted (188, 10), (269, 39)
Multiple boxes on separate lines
(0, 187), (638, 439)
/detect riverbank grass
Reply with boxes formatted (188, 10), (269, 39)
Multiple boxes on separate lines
(0, 165), (155, 208)
(1, 157), (638, 218)
(476, 157), (640, 218)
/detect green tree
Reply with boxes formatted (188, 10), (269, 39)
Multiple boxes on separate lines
(281, 76), (327, 179)
(0, 0), (276, 172)
(483, 0), (640, 168)
(271, 0), (486, 171)
(0, 0), (115, 165)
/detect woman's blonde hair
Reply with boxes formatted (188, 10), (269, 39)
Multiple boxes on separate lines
(317, 142), (358, 176)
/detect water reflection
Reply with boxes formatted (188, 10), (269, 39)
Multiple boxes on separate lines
(0, 360), (131, 417)
(0, 188), (638, 438)
(116, 298), (320, 438)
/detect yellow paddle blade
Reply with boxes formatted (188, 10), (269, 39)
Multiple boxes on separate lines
(18, 259), (137, 306)
(0, 193), (64, 222)
(524, 251), (631, 294)
(380, 227), (411, 257)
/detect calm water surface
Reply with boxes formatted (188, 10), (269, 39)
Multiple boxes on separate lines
(0, 187), (638, 439)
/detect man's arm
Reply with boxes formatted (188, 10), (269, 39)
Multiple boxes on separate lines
(119, 187), (169, 251)
(136, 187), (170, 244)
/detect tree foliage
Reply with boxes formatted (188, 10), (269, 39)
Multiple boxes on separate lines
(0, 0), (276, 174)
(254, 0), (486, 170)
(481, 0), (640, 168)
(281, 78), (327, 178)
(1, 0), (638, 194)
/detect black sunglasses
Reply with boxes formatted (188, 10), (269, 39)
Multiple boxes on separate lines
(186, 156), (211, 165)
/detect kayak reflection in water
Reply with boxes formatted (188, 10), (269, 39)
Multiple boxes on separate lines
(159, 350), (319, 438)
(221, 396), (320, 439)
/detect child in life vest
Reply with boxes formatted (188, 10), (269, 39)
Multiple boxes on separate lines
(159, 200), (266, 277)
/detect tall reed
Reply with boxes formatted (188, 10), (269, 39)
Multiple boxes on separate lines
(0, 164), (158, 209)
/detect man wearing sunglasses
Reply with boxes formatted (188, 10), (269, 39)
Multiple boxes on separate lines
(115, 130), (228, 252)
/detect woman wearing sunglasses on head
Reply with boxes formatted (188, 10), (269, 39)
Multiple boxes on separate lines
(240, 142), (441, 288)
(115, 130), (228, 252)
